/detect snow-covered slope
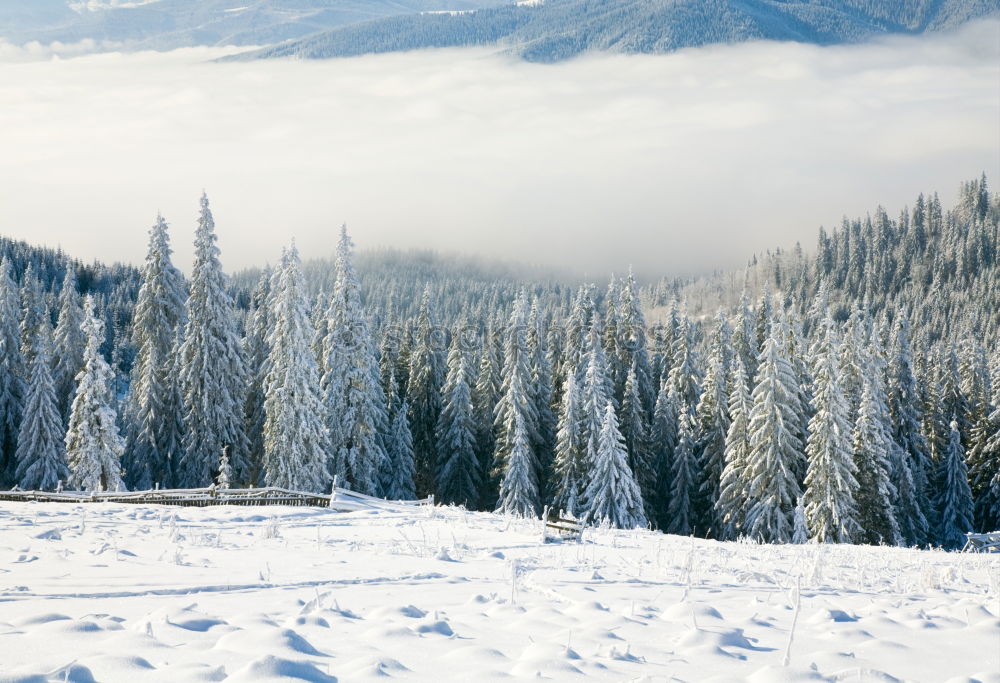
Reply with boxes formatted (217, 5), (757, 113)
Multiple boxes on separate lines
(0, 502), (997, 681)
(0, 0), (504, 50)
(237, 0), (1000, 62)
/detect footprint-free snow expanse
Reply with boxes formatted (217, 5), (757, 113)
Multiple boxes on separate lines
(0, 501), (998, 682)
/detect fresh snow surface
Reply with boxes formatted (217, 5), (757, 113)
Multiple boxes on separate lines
(0, 501), (998, 682)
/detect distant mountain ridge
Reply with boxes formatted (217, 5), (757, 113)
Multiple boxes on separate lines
(233, 0), (1000, 62)
(2, 0), (997, 61)
(0, 0), (502, 51)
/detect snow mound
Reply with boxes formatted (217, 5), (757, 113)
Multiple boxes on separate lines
(227, 656), (337, 683)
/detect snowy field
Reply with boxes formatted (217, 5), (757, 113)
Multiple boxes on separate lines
(0, 501), (998, 683)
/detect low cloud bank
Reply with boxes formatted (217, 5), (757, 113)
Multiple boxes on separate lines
(0, 22), (996, 278)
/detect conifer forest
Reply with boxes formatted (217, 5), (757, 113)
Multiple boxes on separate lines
(1, 176), (997, 551)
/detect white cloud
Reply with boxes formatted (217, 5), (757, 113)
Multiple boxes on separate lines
(0, 23), (996, 278)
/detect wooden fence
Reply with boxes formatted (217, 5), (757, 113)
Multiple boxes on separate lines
(0, 486), (432, 510)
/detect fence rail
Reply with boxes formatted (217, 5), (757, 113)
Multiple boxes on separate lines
(0, 486), (432, 510)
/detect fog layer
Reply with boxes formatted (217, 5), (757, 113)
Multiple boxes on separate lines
(0, 22), (997, 277)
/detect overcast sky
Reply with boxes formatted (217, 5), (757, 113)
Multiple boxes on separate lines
(0, 20), (997, 279)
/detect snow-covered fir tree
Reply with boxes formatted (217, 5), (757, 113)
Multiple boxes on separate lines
(802, 320), (860, 544)
(582, 402), (647, 529)
(743, 321), (804, 543)
(406, 286), (446, 495)
(436, 339), (480, 507)
(885, 314), (931, 545)
(667, 403), (697, 535)
(52, 270), (86, 425)
(649, 379), (680, 529)
(551, 373), (587, 516)
(792, 498), (809, 545)
(262, 245), (330, 493)
(935, 418), (974, 550)
(716, 357), (752, 540)
(243, 271), (274, 486)
(494, 293), (540, 516)
(14, 320), (68, 490)
(176, 194), (249, 487)
(852, 377), (902, 546)
(619, 360), (655, 517)
(123, 214), (187, 490)
(496, 409), (539, 517)
(473, 325), (502, 507)
(527, 303), (557, 497)
(619, 268), (656, 413)
(693, 312), (732, 537)
(731, 291), (758, 383)
(0, 257), (25, 487)
(65, 296), (125, 492)
(320, 226), (387, 496)
(664, 314), (701, 412)
(19, 266), (47, 368)
(382, 375), (416, 500)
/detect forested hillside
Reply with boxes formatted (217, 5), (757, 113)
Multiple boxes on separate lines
(238, 0), (1000, 62)
(0, 0), (501, 51)
(4, 0), (997, 61)
(0, 177), (997, 550)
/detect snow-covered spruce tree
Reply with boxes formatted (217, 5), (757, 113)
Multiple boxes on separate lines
(664, 314), (701, 412)
(580, 316), (614, 450)
(716, 357), (752, 540)
(743, 321), (804, 544)
(667, 403), (697, 536)
(551, 373), (587, 516)
(935, 418), (974, 550)
(406, 286), (446, 495)
(262, 245), (330, 493)
(838, 309), (868, 421)
(963, 341), (999, 531)
(979, 352), (1000, 530)
(243, 271), (274, 486)
(123, 214), (187, 490)
(494, 293), (540, 516)
(886, 314), (931, 545)
(577, 316), (615, 520)
(649, 379), (680, 529)
(176, 194), (249, 488)
(382, 375), (416, 500)
(0, 257), (25, 487)
(583, 401), (647, 529)
(802, 321), (860, 544)
(546, 326), (565, 412)
(651, 299), (678, 386)
(754, 287), (774, 362)
(52, 270), (86, 425)
(160, 329), (186, 484)
(602, 277), (624, 393)
(784, 311), (813, 469)
(852, 377), (902, 546)
(731, 291), (758, 384)
(527, 303), (557, 497)
(496, 408), (539, 517)
(320, 226), (388, 496)
(15, 320), (68, 490)
(620, 360), (655, 518)
(473, 325), (502, 508)
(436, 339), (480, 507)
(562, 284), (596, 385)
(931, 346), (969, 455)
(65, 296), (125, 492)
(19, 266), (47, 368)
(693, 313), (731, 537)
(792, 498), (809, 545)
(620, 268), (656, 414)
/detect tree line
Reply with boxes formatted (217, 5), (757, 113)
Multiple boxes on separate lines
(0, 178), (997, 550)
